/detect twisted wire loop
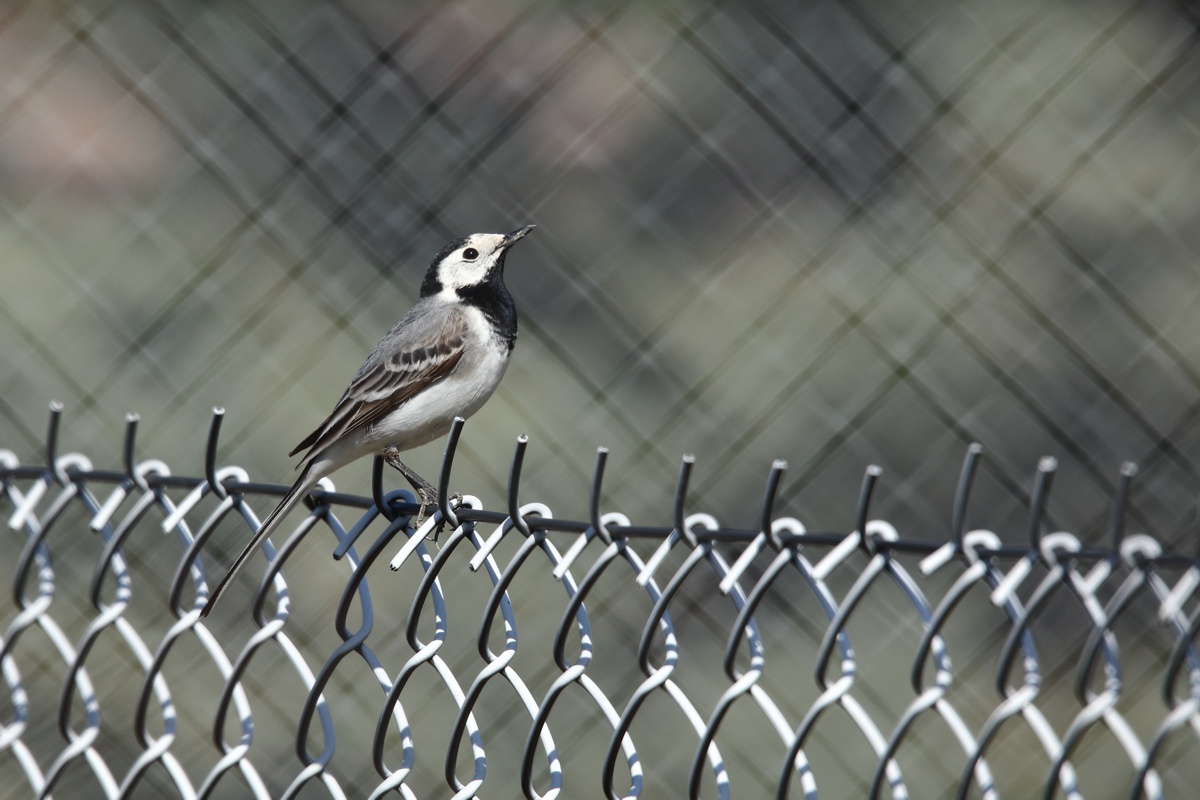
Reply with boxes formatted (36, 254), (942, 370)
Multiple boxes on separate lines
(2, 413), (1200, 797)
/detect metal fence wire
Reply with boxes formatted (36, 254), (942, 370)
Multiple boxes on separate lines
(4, 0), (1200, 797)
(1, 406), (1199, 800)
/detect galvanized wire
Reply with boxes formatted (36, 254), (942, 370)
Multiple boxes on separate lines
(0, 405), (1198, 798)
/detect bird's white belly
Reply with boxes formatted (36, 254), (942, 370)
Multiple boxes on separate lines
(361, 341), (510, 453)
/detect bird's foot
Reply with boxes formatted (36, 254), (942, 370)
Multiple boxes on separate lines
(421, 492), (463, 541)
(412, 484), (437, 528)
(382, 448), (435, 515)
(379, 448), (463, 539)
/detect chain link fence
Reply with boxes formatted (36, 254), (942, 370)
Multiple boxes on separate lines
(2, 0), (1200, 796)
(2, 408), (1200, 798)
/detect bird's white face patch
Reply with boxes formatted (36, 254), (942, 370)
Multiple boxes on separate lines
(434, 233), (508, 295)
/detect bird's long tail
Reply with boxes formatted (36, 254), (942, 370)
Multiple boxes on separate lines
(199, 468), (320, 616)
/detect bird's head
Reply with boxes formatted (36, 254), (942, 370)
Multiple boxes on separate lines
(420, 225), (535, 300)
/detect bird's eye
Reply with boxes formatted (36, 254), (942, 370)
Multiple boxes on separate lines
(462, 247), (479, 261)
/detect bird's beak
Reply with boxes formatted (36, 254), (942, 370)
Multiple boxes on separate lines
(501, 224), (536, 247)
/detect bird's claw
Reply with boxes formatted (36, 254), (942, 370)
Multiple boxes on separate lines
(411, 490), (462, 536)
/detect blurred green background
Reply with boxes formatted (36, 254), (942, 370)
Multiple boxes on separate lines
(2, 0), (1200, 797)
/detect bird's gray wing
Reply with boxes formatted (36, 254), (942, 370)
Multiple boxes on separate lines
(289, 302), (469, 460)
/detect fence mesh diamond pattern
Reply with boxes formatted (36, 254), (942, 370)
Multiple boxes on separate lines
(3, 0), (1200, 797)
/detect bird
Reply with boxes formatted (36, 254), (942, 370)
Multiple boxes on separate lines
(199, 224), (536, 617)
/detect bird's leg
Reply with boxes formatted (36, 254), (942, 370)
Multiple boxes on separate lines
(381, 447), (437, 525)
(381, 448), (460, 535)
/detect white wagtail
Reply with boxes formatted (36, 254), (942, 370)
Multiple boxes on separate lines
(200, 225), (535, 616)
